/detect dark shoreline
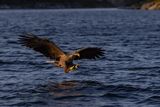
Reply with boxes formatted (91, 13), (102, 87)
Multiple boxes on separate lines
(0, 0), (137, 10)
(0, 8), (138, 11)
(0, 0), (159, 10)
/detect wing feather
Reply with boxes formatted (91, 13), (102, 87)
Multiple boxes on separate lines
(18, 33), (65, 59)
(74, 47), (104, 60)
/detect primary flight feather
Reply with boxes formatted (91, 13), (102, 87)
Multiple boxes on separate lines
(19, 33), (104, 73)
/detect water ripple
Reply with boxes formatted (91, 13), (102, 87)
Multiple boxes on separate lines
(0, 9), (160, 107)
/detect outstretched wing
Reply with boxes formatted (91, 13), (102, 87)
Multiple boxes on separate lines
(73, 47), (104, 60)
(18, 33), (65, 59)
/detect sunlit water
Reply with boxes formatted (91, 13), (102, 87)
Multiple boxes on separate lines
(0, 9), (160, 107)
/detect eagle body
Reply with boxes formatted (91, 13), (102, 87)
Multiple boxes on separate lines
(53, 54), (79, 73)
(19, 33), (104, 73)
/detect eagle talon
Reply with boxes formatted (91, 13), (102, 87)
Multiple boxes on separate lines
(68, 64), (80, 72)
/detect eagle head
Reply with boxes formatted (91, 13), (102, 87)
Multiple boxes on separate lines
(72, 53), (80, 59)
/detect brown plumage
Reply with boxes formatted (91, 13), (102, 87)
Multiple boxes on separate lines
(18, 33), (104, 73)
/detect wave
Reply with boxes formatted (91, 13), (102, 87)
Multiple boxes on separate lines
(39, 80), (150, 101)
(138, 96), (160, 105)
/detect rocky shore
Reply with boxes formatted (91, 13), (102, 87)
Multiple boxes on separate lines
(141, 0), (160, 10)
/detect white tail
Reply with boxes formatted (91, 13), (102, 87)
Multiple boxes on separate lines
(46, 60), (55, 63)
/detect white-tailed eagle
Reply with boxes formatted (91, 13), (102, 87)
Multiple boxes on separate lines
(19, 33), (104, 73)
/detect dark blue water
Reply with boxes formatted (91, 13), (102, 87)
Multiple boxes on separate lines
(0, 9), (160, 107)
